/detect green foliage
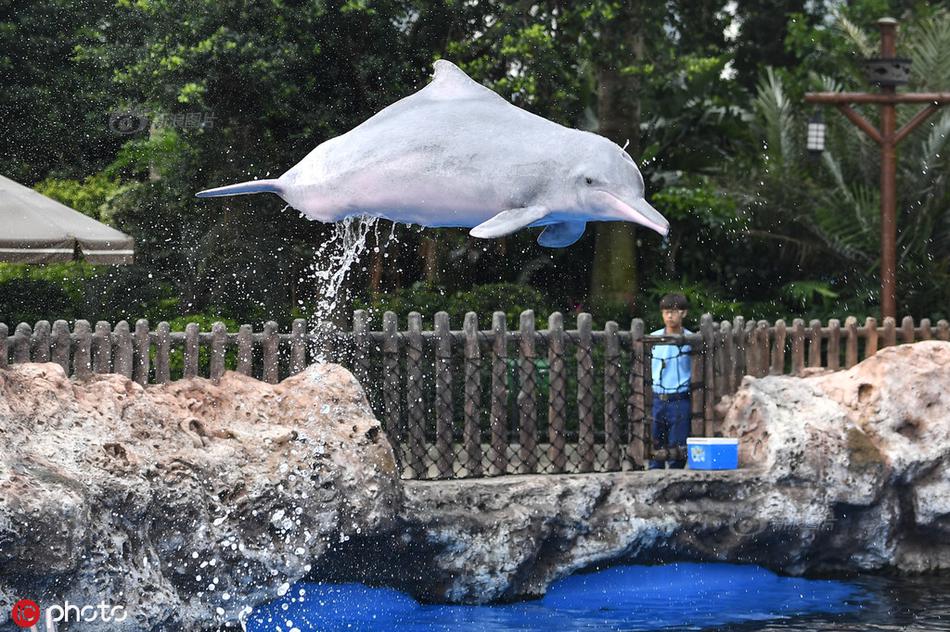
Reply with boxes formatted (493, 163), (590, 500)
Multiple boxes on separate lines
(354, 282), (553, 331)
(4, 1), (949, 330)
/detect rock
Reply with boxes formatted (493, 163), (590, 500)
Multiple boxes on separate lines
(315, 341), (950, 603)
(0, 363), (399, 631)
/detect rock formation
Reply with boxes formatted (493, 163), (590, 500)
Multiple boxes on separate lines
(0, 363), (399, 631)
(316, 340), (950, 602)
(2, 341), (949, 629)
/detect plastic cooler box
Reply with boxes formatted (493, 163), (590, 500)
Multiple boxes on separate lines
(687, 438), (739, 470)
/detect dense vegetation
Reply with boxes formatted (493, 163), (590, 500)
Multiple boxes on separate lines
(1, 0), (947, 332)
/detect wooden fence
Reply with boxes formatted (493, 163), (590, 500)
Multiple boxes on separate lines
(2, 313), (947, 478)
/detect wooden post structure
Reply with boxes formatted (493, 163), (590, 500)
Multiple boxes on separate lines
(489, 312), (508, 475)
(805, 18), (950, 320)
(462, 312), (483, 477)
(406, 312), (427, 477)
(517, 310), (538, 473)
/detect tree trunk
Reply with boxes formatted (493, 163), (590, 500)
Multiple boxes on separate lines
(590, 2), (643, 314)
(421, 235), (440, 285)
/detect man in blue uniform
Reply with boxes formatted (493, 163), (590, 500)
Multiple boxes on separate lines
(649, 293), (692, 469)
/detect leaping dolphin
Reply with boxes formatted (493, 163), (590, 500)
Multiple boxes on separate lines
(196, 60), (668, 247)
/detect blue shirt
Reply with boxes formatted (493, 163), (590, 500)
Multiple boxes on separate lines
(651, 328), (692, 394)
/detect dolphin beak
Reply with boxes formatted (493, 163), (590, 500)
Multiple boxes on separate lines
(601, 192), (670, 236)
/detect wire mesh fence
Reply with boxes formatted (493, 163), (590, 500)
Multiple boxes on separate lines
(344, 310), (706, 479)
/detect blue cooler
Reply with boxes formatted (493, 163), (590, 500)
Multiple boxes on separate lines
(687, 438), (739, 470)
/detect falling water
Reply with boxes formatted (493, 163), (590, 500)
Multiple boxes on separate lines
(305, 216), (403, 363)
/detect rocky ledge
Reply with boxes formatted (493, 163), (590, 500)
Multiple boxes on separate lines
(1, 341), (949, 629)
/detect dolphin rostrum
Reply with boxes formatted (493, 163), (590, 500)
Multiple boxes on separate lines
(196, 60), (668, 247)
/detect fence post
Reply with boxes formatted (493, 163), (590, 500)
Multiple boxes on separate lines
(689, 323), (704, 438)
(262, 321), (279, 383)
(434, 311), (453, 478)
(183, 323), (199, 378)
(518, 310), (538, 474)
(382, 312), (401, 448)
(33, 320), (50, 363)
(721, 320), (736, 394)
(701, 314), (715, 437)
(576, 312), (595, 473)
(827, 319), (841, 371)
(155, 322), (171, 383)
(938, 320), (950, 341)
(882, 316), (897, 348)
(864, 317), (879, 358)
(627, 318), (647, 467)
(114, 320), (133, 378)
(548, 312), (568, 473)
(743, 320), (756, 377)
(732, 315), (746, 383)
(314, 321), (335, 363)
(210, 322), (227, 381)
(73, 320), (92, 380)
(920, 318), (932, 340)
(51, 320), (70, 374)
(901, 316), (915, 344)
(93, 321), (111, 374)
(0, 323), (7, 369)
(845, 316), (859, 368)
(604, 320), (621, 471)
(406, 312), (426, 478)
(755, 320), (770, 377)
(490, 311), (508, 475)
(772, 319), (787, 375)
(14, 323), (31, 363)
(808, 319), (822, 369)
(462, 312), (482, 478)
(791, 319), (805, 374)
(352, 310), (370, 387)
(714, 321), (728, 402)
(236, 324), (252, 376)
(291, 319), (307, 374)
(134, 319), (150, 385)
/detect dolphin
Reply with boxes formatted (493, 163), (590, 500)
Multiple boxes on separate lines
(196, 60), (668, 247)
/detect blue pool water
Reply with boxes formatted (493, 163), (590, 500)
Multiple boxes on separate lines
(246, 563), (864, 631)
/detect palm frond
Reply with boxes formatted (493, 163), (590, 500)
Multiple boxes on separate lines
(906, 10), (950, 91)
(753, 68), (796, 168)
(836, 14), (875, 58)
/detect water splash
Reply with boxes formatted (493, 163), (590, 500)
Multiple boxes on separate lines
(305, 216), (379, 361)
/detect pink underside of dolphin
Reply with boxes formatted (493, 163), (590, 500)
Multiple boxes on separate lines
(196, 60), (669, 248)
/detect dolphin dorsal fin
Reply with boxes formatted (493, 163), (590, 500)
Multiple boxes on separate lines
(428, 60), (505, 102)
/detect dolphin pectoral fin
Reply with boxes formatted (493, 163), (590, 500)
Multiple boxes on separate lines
(537, 221), (587, 248)
(469, 205), (550, 239)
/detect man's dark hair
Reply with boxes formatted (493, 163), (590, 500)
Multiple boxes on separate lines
(659, 293), (689, 310)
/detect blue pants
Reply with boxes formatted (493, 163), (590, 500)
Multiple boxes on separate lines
(649, 396), (691, 469)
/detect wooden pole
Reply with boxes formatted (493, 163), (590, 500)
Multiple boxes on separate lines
(134, 319), (150, 385)
(548, 312), (568, 473)
(155, 322), (171, 383)
(489, 312), (508, 475)
(434, 311), (453, 478)
(406, 311), (427, 477)
(804, 18), (950, 319)
(462, 312), (483, 477)
(576, 312), (595, 472)
(517, 310), (538, 473)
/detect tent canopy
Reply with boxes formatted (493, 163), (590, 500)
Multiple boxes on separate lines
(0, 174), (134, 264)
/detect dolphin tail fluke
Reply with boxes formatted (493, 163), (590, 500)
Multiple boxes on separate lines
(195, 179), (282, 198)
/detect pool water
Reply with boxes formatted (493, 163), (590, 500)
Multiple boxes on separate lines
(245, 562), (900, 631)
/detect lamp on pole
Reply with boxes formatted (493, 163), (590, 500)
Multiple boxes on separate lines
(804, 18), (950, 320)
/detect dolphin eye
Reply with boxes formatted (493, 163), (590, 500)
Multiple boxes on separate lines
(585, 177), (593, 185)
